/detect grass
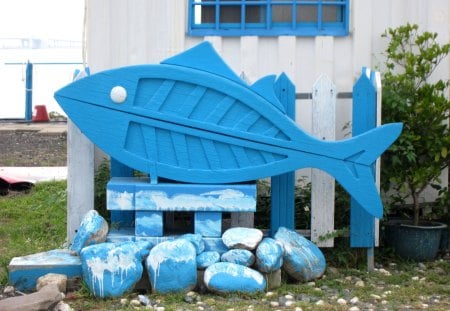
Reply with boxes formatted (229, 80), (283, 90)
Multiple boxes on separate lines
(0, 181), (449, 310)
(0, 181), (67, 285)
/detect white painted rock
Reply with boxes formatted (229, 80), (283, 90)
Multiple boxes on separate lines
(70, 210), (108, 255)
(178, 233), (205, 254)
(80, 241), (143, 298)
(197, 251), (220, 269)
(146, 239), (197, 293)
(204, 262), (266, 294)
(220, 249), (255, 267)
(255, 237), (283, 273)
(222, 227), (263, 250)
(274, 227), (326, 282)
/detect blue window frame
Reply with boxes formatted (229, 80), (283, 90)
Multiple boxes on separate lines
(188, 0), (349, 37)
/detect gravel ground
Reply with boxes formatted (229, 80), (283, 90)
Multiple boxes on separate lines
(0, 128), (67, 167)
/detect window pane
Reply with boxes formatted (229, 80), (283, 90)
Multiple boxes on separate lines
(296, 5), (317, 23)
(220, 5), (241, 23)
(323, 5), (343, 22)
(272, 5), (292, 23)
(246, 5), (264, 23)
(200, 0), (216, 24)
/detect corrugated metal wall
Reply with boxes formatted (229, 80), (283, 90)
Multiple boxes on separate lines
(86, 0), (448, 133)
(85, 0), (449, 199)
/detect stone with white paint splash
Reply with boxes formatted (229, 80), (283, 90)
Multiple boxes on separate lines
(274, 227), (326, 282)
(146, 239), (197, 293)
(255, 237), (283, 273)
(178, 233), (205, 254)
(80, 241), (143, 297)
(204, 262), (266, 294)
(70, 210), (108, 255)
(220, 249), (255, 267)
(197, 251), (220, 269)
(222, 227), (263, 250)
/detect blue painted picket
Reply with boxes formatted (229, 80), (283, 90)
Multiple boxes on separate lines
(350, 68), (378, 248)
(270, 73), (296, 235)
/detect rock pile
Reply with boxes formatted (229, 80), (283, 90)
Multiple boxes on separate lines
(74, 212), (326, 297)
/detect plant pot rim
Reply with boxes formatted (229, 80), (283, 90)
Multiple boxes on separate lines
(385, 219), (448, 230)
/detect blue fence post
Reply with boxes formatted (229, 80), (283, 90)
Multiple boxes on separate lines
(25, 61), (33, 122)
(270, 73), (296, 236)
(350, 68), (377, 249)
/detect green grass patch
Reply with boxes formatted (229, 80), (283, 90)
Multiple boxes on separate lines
(0, 181), (67, 285)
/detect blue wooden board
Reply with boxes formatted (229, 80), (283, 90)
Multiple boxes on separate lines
(135, 182), (256, 212)
(270, 73), (296, 235)
(8, 249), (82, 292)
(135, 211), (163, 237)
(55, 42), (402, 218)
(195, 212), (222, 237)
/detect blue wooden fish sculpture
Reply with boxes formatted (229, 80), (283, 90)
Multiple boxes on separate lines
(54, 42), (402, 219)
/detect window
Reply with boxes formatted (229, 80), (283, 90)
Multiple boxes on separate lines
(188, 0), (349, 36)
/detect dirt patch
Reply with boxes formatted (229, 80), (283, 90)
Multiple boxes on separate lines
(0, 130), (66, 167)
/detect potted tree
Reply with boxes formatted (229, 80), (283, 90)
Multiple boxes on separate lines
(380, 23), (450, 261)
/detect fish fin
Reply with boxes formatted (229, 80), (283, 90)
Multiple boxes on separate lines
(345, 123), (403, 166)
(250, 75), (286, 113)
(330, 122), (402, 218)
(161, 41), (245, 86)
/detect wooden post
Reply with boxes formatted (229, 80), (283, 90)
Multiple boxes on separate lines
(311, 75), (336, 247)
(270, 73), (296, 235)
(25, 61), (33, 122)
(67, 121), (94, 243)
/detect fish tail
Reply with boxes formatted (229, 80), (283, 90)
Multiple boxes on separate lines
(322, 123), (402, 218)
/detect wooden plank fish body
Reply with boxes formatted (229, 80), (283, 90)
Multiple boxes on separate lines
(54, 42), (402, 219)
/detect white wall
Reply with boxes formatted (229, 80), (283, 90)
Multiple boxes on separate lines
(85, 0), (449, 201)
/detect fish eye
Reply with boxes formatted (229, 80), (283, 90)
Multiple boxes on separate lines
(110, 86), (127, 104)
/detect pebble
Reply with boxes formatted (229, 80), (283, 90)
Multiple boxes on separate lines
(265, 291), (275, 297)
(412, 276), (420, 281)
(270, 301), (279, 307)
(370, 294), (381, 300)
(349, 307), (360, 311)
(130, 299), (141, 307)
(355, 280), (365, 287)
(350, 296), (359, 304)
(418, 263), (426, 270)
(294, 308), (303, 311)
(138, 294), (150, 306)
(120, 298), (128, 305)
(337, 298), (347, 305)
(315, 300), (324, 305)
(3, 286), (14, 296)
(285, 300), (294, 307)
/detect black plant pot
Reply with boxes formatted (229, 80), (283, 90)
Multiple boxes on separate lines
(383, 219), (447, 262)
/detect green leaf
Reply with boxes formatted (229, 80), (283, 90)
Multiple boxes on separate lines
(441, 146), (448, 158)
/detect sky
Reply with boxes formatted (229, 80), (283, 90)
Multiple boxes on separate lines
(0, 0), (84, 41)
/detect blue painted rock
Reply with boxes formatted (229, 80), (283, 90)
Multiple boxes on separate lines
(222, 227), (263, 250)
(220, 249), (255, 267)
(146, 239), (197, 293)
(70, 210), (108, 255)
(255, 237), (283, 273)
(134, 240), (153, 258)
(80, 241), (143, 297)
(204, 262), (266, 294)
(178, 233), (205, 254)
(196, 251), (220, 269)
(274, 227), (326, 281)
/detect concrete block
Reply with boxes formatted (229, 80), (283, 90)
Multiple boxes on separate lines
(8, 249), (82, 292)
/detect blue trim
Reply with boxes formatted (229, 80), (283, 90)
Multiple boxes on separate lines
(188, 0), (349, 37)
